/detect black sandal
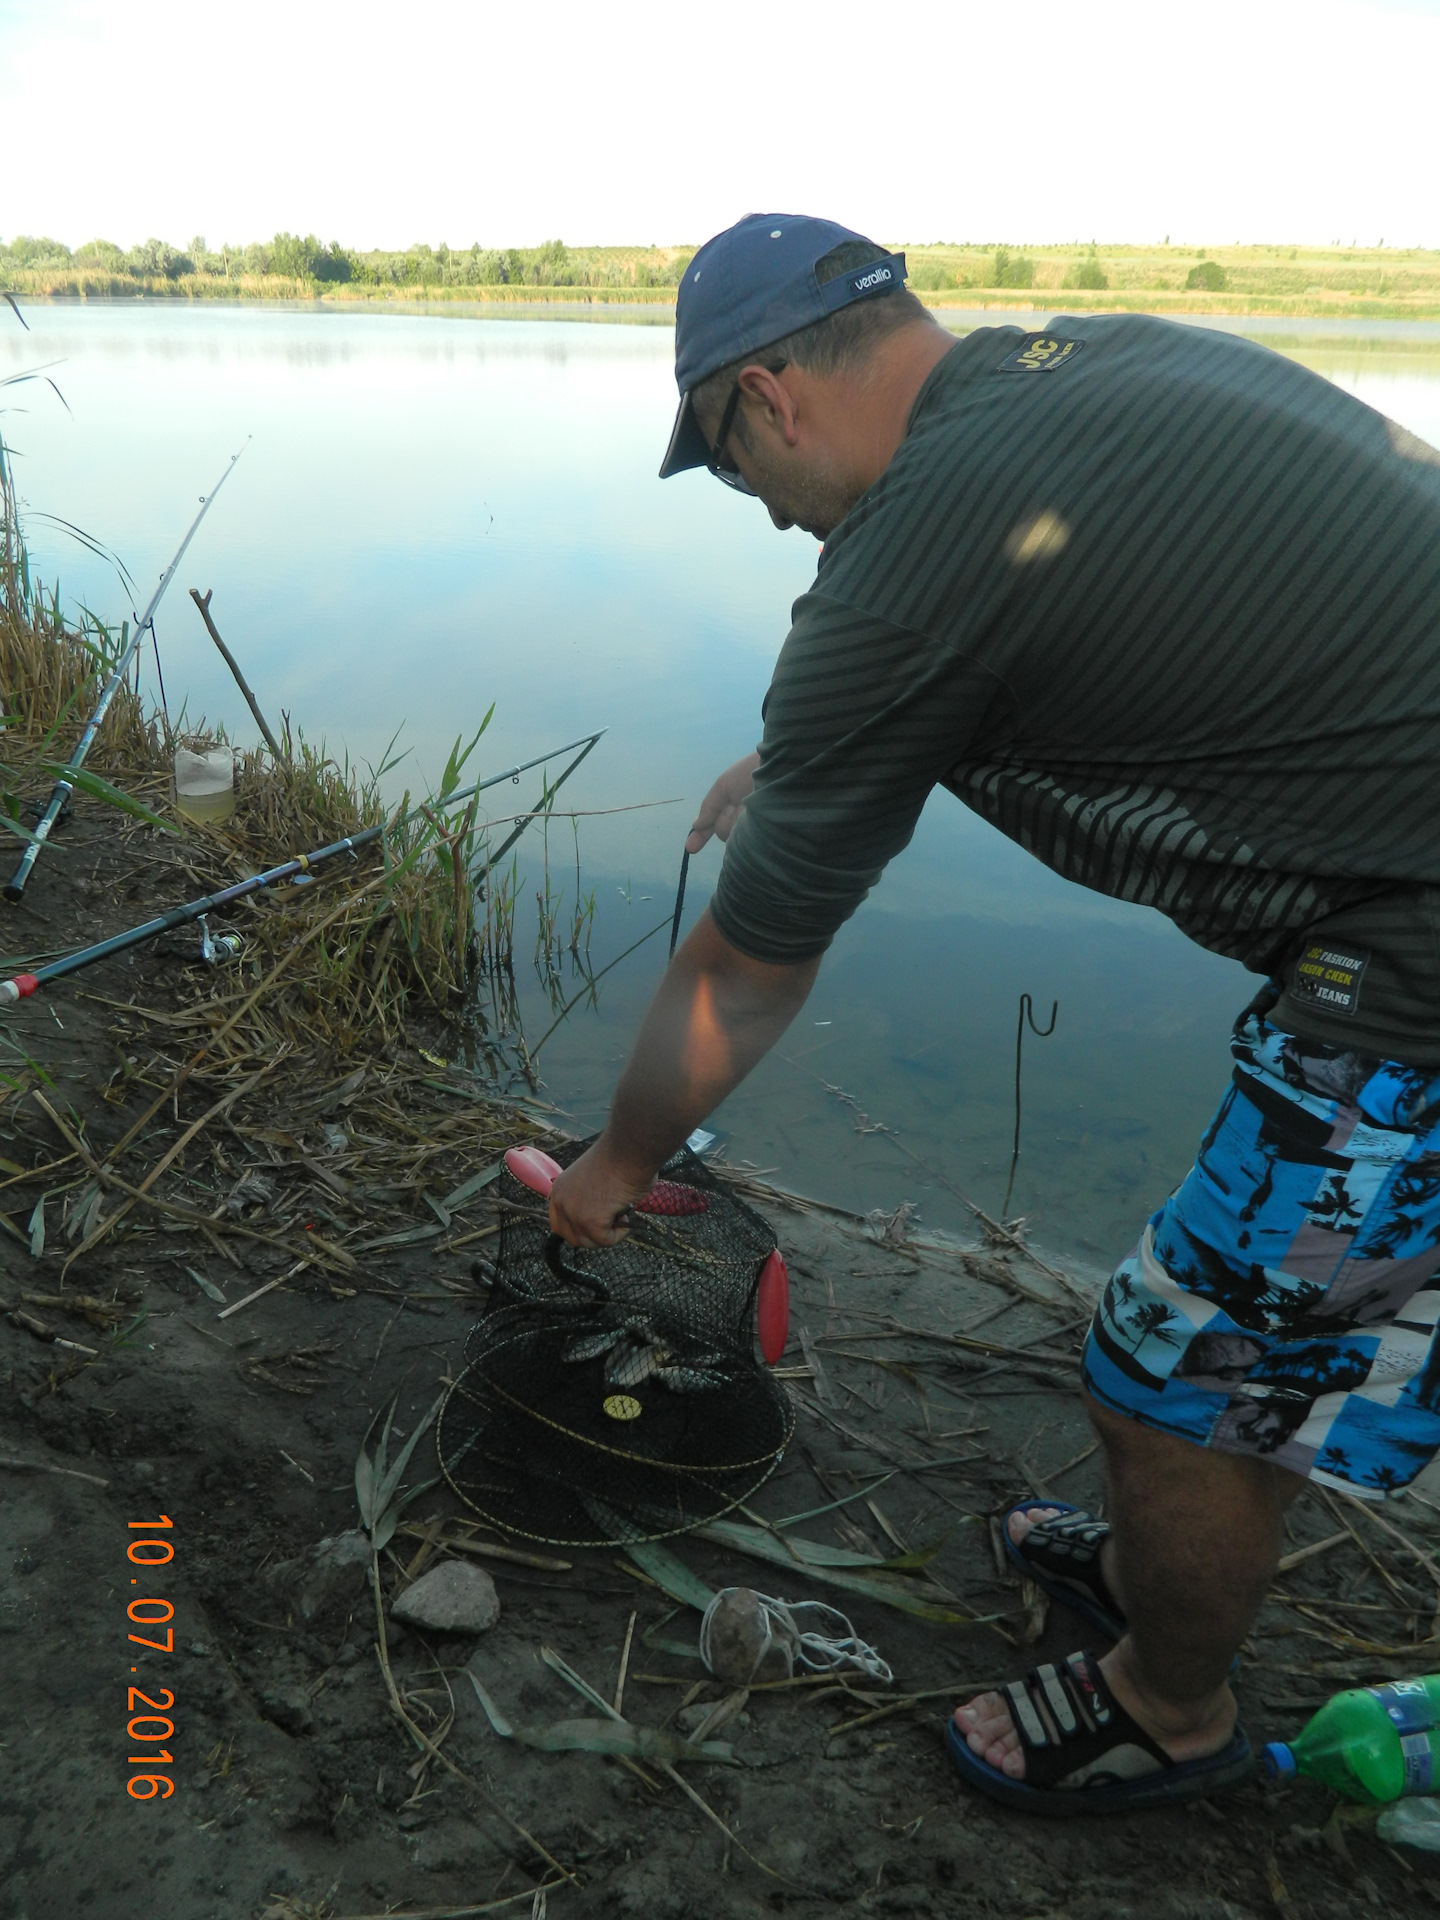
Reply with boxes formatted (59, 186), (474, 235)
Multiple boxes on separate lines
(1001, 1501), (1126, 1642)
(946, 1649), (1253, 1815)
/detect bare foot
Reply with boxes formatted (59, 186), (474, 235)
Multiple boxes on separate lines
(954, 1687), (1031, 1778)
(1005, 1503), (1063, 1550)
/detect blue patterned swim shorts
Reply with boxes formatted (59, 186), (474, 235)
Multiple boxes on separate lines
(1082, 1004), (1440, 1497)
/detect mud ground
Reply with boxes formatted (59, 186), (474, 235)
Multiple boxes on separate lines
(2, 814), (1439, 1920)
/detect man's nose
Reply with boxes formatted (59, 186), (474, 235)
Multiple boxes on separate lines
(768, 506), (793, 531)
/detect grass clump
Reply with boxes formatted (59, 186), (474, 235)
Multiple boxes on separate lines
(0, 429), (168, 840)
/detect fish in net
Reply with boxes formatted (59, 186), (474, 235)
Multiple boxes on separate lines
(437, 1134), (794, 1545)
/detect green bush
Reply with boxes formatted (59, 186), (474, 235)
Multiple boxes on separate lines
(268, 233), (354, 282)
(73, 239), (125, 268)
(908, 259), (955, 292)
(528, 239), (575, 286)
(452, 246), (510, 285)
(1185, 259), (1228, 292)
(1064, 254), (1109, 290)
(992, 248), (1034, 289)
(2, 235), (74, 269)
(126, 238), (191, 278)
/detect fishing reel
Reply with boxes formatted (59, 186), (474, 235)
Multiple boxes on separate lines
(20, 794), (71, 830)
(156, 913), (244, 966)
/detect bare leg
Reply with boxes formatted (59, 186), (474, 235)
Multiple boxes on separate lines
(955, 1392), (1306, 1778)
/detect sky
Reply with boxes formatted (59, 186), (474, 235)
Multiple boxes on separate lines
(3, 0), (1440, 251)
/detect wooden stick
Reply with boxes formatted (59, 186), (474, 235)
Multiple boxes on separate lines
(395, 1524), (571, 1574)
(828, 1684), (991, 1734)
(1276, 1529), (1350, 1574)
(1341, 1491), (1440, 1590)
(189, 588), (285, 759)
(0, 1455), (110, 1486)
(218, 1263), (306, 1321)
(434, 1221), (501, 1254)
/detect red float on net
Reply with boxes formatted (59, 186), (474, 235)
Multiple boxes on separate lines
(634, 1182), (709, 1217)
(756, 1249), (789, 1365)
(504, 1145), (564, 1196)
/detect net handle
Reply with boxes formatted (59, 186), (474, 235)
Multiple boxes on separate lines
(542, 1232), (611, 1301)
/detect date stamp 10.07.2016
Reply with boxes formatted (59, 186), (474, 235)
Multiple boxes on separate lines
(126, 1514), (176, 1801)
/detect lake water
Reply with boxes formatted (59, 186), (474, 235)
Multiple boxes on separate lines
(6, 301), (1440, 1273)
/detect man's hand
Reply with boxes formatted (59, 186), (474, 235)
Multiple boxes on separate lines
(685, 752), (760, 855)
(548, 1140), (654, 1248)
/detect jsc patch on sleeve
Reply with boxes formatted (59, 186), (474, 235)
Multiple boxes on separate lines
(996, 334), (1084, 375)
(1290, 942), (1371, 1017)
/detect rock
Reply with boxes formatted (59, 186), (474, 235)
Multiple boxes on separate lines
(701, 1587), (795, 1685)
(266, 1530), (372, 1626)
(260, 1689), (313, 1736)
(391, 1561), (500, 1635)
(300, 1532), (371, 1624)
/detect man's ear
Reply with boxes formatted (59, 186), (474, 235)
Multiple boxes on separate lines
(737, 364), (801, 448)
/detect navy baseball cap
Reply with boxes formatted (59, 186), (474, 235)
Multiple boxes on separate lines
(659, 213), (907, 479)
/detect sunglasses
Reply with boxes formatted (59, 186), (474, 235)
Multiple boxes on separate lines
(706, 360), (787, 495)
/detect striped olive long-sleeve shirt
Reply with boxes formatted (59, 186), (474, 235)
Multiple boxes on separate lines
(709, 314), (1440, 1064)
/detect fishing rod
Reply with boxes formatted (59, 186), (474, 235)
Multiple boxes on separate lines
(4, 446), (247, 905)
(435, 730), (605, 815)
(0, 729), (607, 1006)
(0, 826), (379, 1003)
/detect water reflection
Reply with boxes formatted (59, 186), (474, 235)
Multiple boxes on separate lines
(5, 302), (1439, 1267)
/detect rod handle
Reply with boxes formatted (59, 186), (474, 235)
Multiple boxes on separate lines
(0, 974), (39, 1005)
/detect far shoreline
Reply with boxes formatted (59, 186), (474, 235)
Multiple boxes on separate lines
(15, 291), (1440, 346)
(9, 236), (1440, 326)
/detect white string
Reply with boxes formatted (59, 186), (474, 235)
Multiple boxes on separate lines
(699, 1587), (893, 1685)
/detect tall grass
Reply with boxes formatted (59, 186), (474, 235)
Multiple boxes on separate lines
(0, 424), (169, 848)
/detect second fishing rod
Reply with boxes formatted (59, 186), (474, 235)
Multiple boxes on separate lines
(0, 729), (607, 1006)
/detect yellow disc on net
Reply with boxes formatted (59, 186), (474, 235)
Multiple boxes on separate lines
(602, 1394), (642, 1422)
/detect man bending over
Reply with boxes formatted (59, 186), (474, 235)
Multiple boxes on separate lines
(549, 212), (1440, 1813)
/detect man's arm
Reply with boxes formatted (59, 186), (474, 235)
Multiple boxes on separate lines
(548, 907), (819, 1245)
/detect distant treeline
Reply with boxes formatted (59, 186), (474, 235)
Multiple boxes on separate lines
(5, 233), (1440, 317)
(0, 232), (687, 290)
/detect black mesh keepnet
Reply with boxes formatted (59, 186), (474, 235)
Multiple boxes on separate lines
(437, 1136), (795, 1545)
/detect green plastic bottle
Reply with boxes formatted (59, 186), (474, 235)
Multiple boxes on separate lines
(1263, 1678), (1440, 1804)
